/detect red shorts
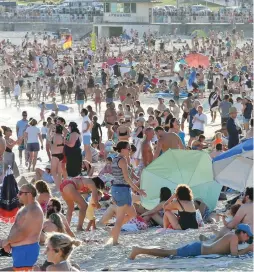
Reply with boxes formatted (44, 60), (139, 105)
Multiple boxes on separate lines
(120, 95), (126, 102)
(95, 97), (101, 104)
(60, 180), (77, 193)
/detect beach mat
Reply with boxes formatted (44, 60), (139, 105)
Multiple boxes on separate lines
(38, 103), (69, 111)
(107, 253), (253, 271)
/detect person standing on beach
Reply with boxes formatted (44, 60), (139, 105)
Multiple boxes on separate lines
(81, 108), (92, 163)
(0, 184), (43, 271)
(110, 141), (146, 245)
(141, 127), (154, 168)
(16, 111), (28, 165)
(13, 81), (21, 107)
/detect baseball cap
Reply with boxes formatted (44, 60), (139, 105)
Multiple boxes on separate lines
(237, 223), (253, 237)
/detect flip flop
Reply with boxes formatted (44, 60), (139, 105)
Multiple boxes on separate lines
(0, 248), (12, 257)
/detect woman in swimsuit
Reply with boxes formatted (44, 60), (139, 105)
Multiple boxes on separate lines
(117, 119), (131, 141)
(51, 124), (64, 190)
(35, 180), (52, 214)
(163, 184), (198, 230)
(60, 176), (104, 231)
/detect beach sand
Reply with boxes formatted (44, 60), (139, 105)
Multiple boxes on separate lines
(0, 32), (253, 271)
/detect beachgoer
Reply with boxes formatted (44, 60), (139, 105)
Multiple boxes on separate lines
(35, 180), (52, 214)
(0, 184), (43, 271)
(227, 107), (240, 149)
(129, 224), (253, 259)
(60, 176), (104, 231)
(81, 108), (92, 163)
(16, 111), (28, 165)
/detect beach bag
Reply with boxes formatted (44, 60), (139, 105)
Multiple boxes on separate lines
(0, 167), (19, 223)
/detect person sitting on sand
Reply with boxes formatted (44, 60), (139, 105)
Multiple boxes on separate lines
(129, 224), (253, 260)
(40, 213), (66, 244)
(35, 180), (52, 214)
(43, 233), (81, 271)
(163, 184), (198, 230)
(31, 165), (54, 184)
(191, 135), (208, 150)
(136, 187), (172, 227)
(200, 187), (253, 243)
(60, 176), (104, 231)
(46, 198), (75, 238)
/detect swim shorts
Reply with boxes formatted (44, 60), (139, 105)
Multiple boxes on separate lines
(106, 98), (113, 104)
(12, 242), (40, 270)
(111, 185), (132, 207)
(83, 135), (91, 145)
(76, 100), (84, 105)
(26, 143), (40, 152)
(176, 242), (202, 257)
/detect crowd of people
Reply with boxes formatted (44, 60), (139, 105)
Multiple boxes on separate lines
(0, 26), (253, 271)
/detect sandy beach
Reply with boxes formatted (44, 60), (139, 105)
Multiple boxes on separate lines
(0, 31), (253, 271)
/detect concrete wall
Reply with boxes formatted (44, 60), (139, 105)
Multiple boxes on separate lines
(0, 22), (93, 39)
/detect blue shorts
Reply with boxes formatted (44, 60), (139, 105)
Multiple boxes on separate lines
(42, 172), (54, 183)
(12, 242), (40, 268)
(27, 143), (40, 152)
(83, 135), (91, 145)
(111, 185), (132, 207)
(176, 242), (202, 257)
(76, 100), (84, 105)
(106, 98), (113, 104)
(243, 117), (250, 124)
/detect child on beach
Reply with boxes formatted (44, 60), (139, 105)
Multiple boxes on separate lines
(41, 122), (48, 144)
(40, 102), (47, 122)
(42, 81), (48, 101)
(86, 191), (102, 231)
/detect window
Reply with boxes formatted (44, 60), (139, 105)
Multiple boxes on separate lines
(117, 3), (124, 13)
(111, 3), (117, 13)
(124, 3), (130, 13)
(131, 3), (136, 13)
(104, 3), (110, 13)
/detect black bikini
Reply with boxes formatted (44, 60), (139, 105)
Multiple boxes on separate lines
(177, 199), (198, 230)
(52, 140), (64, 161)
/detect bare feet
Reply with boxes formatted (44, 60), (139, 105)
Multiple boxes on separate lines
(129, 246), (139, 260)
(76, 227), (85, 232)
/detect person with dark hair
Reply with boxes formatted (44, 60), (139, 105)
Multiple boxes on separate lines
(154, 125), (184, 159)
(219, 94), (232, 125)
(24, 118), (43, 171)
(129, 224), (253, 260)
(0, 184), (43, 271)
(60, 176), (104, 231)
(64, 122), (82, 178)
(210, 143), (224, 159)
(140, 187), (172, 227)
(16, 111), (28, 165)
(201, 187), (253, 243)
(50, 124), (64, 190)
(168, 118), (185, 147)
(191, 134), (208, 150)
(46, 198), (75, 238)
(163, 184), (198, 230)
(35, 180), (52, 214)
(110, 141), (146, 245)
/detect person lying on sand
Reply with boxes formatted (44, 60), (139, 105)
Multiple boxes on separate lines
(129, 224), (253, 260)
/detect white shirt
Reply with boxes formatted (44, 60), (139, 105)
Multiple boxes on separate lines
(82, 115), (91, 136)
(234, 102), (243, 115)
(14, 84), (21, 96)
(25, 126), (40, 143)
(41, 126), (48, 135)
(192, 113), (207, 132)
(170, 105), (180, 119)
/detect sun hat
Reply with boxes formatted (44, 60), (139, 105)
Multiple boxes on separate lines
(237, 223), (253, 237)
(229, 107), (237, 114)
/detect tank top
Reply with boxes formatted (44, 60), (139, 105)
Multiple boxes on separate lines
(111, 155), (128, 186)
(177, 199), (198, 230)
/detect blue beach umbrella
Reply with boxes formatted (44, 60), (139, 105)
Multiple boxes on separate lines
(213, 138), (253, 191)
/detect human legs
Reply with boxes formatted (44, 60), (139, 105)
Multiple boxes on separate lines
(129, 246), (177, 260)
(46, 141), (51, 162)
(163, 211), (181, 229)
(32, 151), (38, 171)
(51, 157), (61, 190)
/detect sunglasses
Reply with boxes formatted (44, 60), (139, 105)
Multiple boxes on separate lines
(22, 115), (27, 117)
(18, 191), (31, 196)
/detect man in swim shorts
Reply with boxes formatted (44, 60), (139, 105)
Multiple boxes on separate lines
(129, 224), (253, 260)
(0, 184), (44, 271)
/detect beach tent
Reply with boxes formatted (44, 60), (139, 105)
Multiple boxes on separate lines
(213, 138), (253, 192)
(140, 150), (222, 211)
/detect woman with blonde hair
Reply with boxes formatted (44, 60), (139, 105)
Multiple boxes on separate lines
(40, 213), (66, 244)
(45, 233), (81, 271)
